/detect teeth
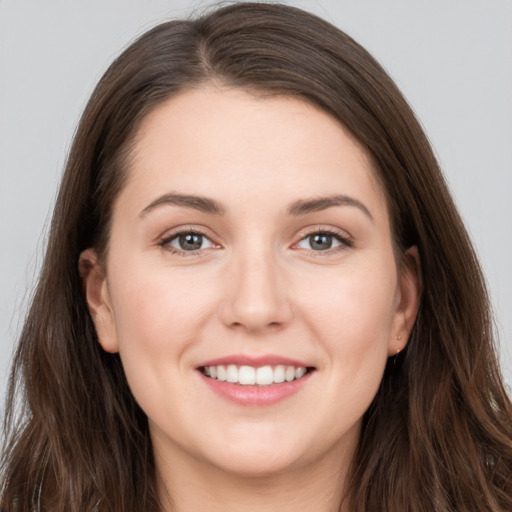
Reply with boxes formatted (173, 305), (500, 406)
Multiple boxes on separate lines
(295, 367), (307, 379)
(226, 364), (238, 383)
(273, 365), (285, 383)
(256, 366), (273, 386)
(285, 366), (295, 382)
(217, 365), (226, 382)
(202, 364), (309, 386)
(239, 366), (256, 385)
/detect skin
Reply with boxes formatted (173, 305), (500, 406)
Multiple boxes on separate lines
(82, 86), (420, 512)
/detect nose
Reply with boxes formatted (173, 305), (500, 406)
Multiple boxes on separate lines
(220, 245), (293, 333)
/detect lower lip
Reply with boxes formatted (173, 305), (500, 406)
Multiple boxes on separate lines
(199, 371), (313, 406)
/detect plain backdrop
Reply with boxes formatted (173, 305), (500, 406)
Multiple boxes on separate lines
(1, 0), (511, 414)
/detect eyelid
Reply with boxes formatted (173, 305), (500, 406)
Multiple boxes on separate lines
(291, 226), (353, 253)
(158, 225), (221, 255)
(157, 224), (352, 256)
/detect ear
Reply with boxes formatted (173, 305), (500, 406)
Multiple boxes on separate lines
(79, 248), (119, 353)
(388, 246), (422, 356)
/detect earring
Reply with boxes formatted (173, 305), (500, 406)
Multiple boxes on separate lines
(394, 335), (402, 355)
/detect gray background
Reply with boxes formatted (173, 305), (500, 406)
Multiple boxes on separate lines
(1, 0), (511, 414)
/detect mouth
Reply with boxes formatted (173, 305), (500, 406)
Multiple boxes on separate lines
(199, 364), (315, 386)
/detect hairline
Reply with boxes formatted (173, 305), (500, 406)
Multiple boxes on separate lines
(96, 80), (405, 273)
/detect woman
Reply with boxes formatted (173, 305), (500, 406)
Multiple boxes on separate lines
(1, 2), (511, 511)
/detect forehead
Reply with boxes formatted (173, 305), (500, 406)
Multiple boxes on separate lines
(119, 86), (388, 222)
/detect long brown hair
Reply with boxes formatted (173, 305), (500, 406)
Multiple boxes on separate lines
(2, 3), (511, 511)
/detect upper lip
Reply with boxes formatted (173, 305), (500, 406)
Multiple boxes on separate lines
(197, 355), (313, 368)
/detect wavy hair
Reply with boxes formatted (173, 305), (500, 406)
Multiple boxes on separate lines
(2, 3), (511, 511)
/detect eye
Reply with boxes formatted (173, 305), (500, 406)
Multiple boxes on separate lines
(162, 231), (215, 252)
(296, 231), (349, 251)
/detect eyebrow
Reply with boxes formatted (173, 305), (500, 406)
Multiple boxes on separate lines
(139, 193), (226, 217)
(287, 195), (374, 221)
(139, 192), (373, 221)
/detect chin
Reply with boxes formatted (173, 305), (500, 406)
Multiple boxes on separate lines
(206, 449), (303, 478)
(193, 426), (323, 478)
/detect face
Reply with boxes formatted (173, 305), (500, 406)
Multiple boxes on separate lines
(83, 87), (419, 479)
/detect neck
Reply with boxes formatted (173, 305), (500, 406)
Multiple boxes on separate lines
(155, 441), (355, 512)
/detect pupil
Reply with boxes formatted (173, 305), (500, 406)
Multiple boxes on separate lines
(179, 233), (202, 250)
(310, 234), (332, 250)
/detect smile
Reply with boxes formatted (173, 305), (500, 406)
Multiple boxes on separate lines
(200, 364), (311, 386)
(197, 357), (316, 406)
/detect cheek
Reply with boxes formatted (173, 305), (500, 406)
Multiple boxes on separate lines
(106, 265), (216, 395)
(298, 259), (397, 370)
(110, 265), (214, 346)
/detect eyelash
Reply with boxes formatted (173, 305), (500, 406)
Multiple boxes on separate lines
(159, 227), (214, 257)
(295, 228), (353, 255)
(159, 227), (353, 256)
